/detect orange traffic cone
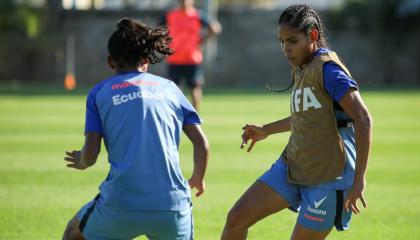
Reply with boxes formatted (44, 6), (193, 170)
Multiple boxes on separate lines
(64, 72), (76, 91)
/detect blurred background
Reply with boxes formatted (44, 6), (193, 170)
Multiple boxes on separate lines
(1, 0), (420, 89)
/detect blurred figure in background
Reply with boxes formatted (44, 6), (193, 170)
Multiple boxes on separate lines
(161, 0), (222, 112)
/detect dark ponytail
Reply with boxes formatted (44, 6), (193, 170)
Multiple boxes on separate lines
(278, 4), (329, 48)
(108, 18), (174, 68)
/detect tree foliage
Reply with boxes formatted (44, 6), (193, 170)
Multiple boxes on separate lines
(0, 0), (42, 38)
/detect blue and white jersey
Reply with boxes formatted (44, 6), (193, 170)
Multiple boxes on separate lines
(84, 71), (201, 211)
(311, 48), (358, 190)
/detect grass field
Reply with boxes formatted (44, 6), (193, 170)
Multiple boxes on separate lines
(0, 88), (419, 239)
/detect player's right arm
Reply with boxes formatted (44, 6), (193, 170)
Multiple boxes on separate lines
(183, 124), (209, 197)
(65, 85), (104, 170)
(65, 133), (102, 170)
(241, 116), (291, 152)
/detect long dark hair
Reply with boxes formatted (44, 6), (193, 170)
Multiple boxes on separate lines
(107, 18), (174, 68)
(278, 4), (329, 48)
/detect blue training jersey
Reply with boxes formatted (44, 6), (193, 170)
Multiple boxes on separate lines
(84, 71), (202, 211)
(310, 48), (358, 190)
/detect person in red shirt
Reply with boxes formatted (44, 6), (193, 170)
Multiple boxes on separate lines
(161, 0), (221, 111)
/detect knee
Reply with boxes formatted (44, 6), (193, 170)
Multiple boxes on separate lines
(225, 207), (248, 231)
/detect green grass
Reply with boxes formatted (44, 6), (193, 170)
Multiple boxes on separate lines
(0, 88), (419, 239)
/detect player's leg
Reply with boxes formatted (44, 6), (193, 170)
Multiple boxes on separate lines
(190, 85), (202, 111)
(291, 187), (352, 240)
(221, 181), (290, 240)
(63, 194), (101, 240)
(62, 214), (84, 240)
(221, 158), (301, 240)
(290, 224), (332, 240)
(186, 64), (204, 111)
(63, 194), (111, 240)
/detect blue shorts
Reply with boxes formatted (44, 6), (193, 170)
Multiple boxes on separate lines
(168, 64), (204, 88)
(258, 159), (352, 232)
(76, 194), (193, 240)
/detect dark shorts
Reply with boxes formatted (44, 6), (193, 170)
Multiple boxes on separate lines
(168, 64), (204, 88)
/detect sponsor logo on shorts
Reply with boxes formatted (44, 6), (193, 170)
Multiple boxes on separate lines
(314, 196), (327, 209)
(112, 90), (165, 105)
(306, 205), (327, 216)
(304, 196), (328, 222)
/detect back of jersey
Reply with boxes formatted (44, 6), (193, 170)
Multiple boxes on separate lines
(85, 72), (201, 211)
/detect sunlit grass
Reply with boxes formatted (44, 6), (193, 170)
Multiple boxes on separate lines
(0, 89), (419, 239)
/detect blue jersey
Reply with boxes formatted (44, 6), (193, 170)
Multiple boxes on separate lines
(312, 48), (358, 190)
(84, 71), (201, 211)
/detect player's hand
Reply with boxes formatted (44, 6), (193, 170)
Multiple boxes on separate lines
(64, 150), (87, 170)
(344, 177), (367, 214)
(188, 175), (205, 197)
(240, 124), (268, 152)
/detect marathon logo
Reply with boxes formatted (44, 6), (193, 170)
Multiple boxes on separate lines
(111, 80), (159, 90)
(112, 90), (165, 105)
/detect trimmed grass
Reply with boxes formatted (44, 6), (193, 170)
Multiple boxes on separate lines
(0, 89), (419, 239)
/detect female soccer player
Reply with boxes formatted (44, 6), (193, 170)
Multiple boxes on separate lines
(62, 18), (209, 240)
(221, 4), (372, 240)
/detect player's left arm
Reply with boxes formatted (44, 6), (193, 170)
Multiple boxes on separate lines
(65, 132), (102, 170)
(183, 124), (209, 197)
(339, 89), (373, 214)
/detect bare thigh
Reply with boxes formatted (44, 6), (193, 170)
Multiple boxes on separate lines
(290, 223), (332, 240)
(228, 180), (290, 228)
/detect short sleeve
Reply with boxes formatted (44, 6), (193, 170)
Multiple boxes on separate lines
(323, 62), (359, 102)
(173, 86), (202, 125)
(84, 88), (103, 134)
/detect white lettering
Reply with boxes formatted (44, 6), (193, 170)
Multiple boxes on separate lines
(307, 205), (327, 216)
(128, 92), (136, 100)
(293, 89), (302, 112)
(290, 91), (295, 113)
(112, 95), (121, 105)
(302, 87), (322, 111)
(112, 90), (165, 106)
(120, 95), (128, 103)
(291, 87), (322, 113)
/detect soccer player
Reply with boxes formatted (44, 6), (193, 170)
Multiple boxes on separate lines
(221, 4), (373, 240)
(62, 18), (209, 240)
(161, 0), (222, 111)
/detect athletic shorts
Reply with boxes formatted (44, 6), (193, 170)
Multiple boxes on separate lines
(168, 64), (204, 88)
(258, 158), (352, 232)
(76, 194), (193, 240)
